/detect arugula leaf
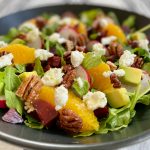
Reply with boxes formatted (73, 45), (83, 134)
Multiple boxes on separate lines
(122, 15), (136, 28)
(15, 64), (26, 74)
(142, 63), (150, 74)
(72, 78), (89, 97)
(108, 12), (120, 25)
(137, 94), (150, 105)
(4, 66), (21, 91)
(96, 105), (135, 134)
(5, 90), (23, 115)
(80, 9), (103, 26)
(82, 52), (102, 69)
(56, 44), (66, 57)
(24, 114), (44, 129)
(42, 23), (58, 36)
(132, 48), (150, 62)
(34, 58), (44, 77)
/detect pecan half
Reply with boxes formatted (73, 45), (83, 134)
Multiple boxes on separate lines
(62, 69), (76, 88)
(58, 109), (82, 134)
(106, 42), (123, 62)
(63, 64), (74, 73)
(110, 73), (121, 88)
(35, 16), (47, 30)
(77, 34), (88, 46)
(16, 75), (43, 113)
(131, 56), (144, 69)
(106, 61), (117, 71)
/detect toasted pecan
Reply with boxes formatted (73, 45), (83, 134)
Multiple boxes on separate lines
(59, 109), (82, 134)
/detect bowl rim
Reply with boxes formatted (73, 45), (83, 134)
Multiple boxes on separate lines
(0, 4), (150, 150)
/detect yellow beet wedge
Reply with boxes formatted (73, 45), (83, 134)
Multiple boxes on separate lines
(0, 44), (35, 64)
(64, 91), (99, 132)
(104, 23), (126, 43)
(87, 62), (113, 91)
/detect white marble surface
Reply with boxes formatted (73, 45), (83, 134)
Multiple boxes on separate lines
(0, 0), (150, 150)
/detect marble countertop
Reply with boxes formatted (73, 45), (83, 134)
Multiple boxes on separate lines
(0, 0), (149, 150)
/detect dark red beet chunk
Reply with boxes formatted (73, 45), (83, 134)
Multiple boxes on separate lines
(2, 109), (23, 124)
(33, 99), (58, 126)
(0, 100), (7, 109)
(94, 106), (109, 120)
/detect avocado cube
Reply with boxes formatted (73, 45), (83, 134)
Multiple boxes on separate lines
(19, 71), (37, 80)
(121, 67), (142, 85)
(105, 88), (130, 108)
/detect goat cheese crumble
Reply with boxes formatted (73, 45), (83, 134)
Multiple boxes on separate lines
(35, 49), (54, 61)
(119, 50), (136, 67)
(47, 15), (60, 25)
(103, 69), (125, 78)
(48, 33), (66, 44)
(55, 85), (68, 111)
(138, 39), (149, 51)
(92, 43), (106, 55)
(83, 91), (107, 111)
(101, 36), (117, 45)
(41, 68), (64, 86)
(71, 50), (84, 67)
(0, 41), (8, 48)
(19, 23), (40, 42)
(0, 53), (13, 69)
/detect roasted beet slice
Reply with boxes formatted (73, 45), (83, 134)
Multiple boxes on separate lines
(0, 100), (7, 109)
(33, 99), (58, 126)
(94, 106), (109, 120)
(2, 109), (23, 124)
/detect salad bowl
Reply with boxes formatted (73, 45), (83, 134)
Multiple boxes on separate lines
(0, 4), (150, 150)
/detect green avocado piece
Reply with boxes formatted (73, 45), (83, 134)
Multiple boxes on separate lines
(105, 88), (130, 108)
(121, 67), (142, 85)
(130, 32), (146, 40)
(19, 71), (37, 80)
(10, 38), (26, 45)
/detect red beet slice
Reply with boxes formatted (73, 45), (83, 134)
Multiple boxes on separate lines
(0, 100), (7, 109)
(33, 99), (58, 126)
(94, 106), (109, 120)
(2, 109), (23, 124)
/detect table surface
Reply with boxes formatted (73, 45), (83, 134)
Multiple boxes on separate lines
(0, 0), (150, 150)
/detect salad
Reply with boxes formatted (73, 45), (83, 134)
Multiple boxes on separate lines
(0, 9), (150, 137)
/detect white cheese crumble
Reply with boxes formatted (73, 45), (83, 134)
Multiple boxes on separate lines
(19, 23), (40, 42)
(113, 69), (125, 77)
(71, 50), (84, 68)
(0, 41), (8, 48)
(103, 71), (113, 78)
(35, 49), (54, 61)
(55, 85), (68, 111)
(138, 39), (149, 51)
(47, 15), (60, 25)
(48, 33), (66, 44)
(119, 50), (136, 67)
(92, 43), (106, 55)
(0, 53), (13, 69)
(101, 36), (117, 45)
(59, 17), (72, 25)
(103, 69), (125, 78)
(83, 91), (107, 111)
(41, 68), (64, 86)
(76, 77), (84, 88)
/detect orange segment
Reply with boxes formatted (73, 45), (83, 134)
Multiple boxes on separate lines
(0, 44), (35, 64)
(64, 91), (99, 132)
(39, 86), (55, 107)
(104, 23), (126, 43)
(87, 63), (113, 91)
(77, 22), (87, 35)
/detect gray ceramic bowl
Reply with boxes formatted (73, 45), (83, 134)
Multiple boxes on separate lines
(0, 4), (150, 150)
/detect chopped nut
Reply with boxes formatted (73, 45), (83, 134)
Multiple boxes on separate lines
(106, 61), (117, 71)
(35, 16), (47, 30)
(77, 34), (88, 46)
(16, 75), (43, 113)
(62, 69), (76, 88)
(131, 56), (144, 69)
(58, 109), (82, 134)
(106, 42), (123, 62)
(16, 76), (33, 98)
(110, 73), (121, 88)
(63, 64), (74, 73)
